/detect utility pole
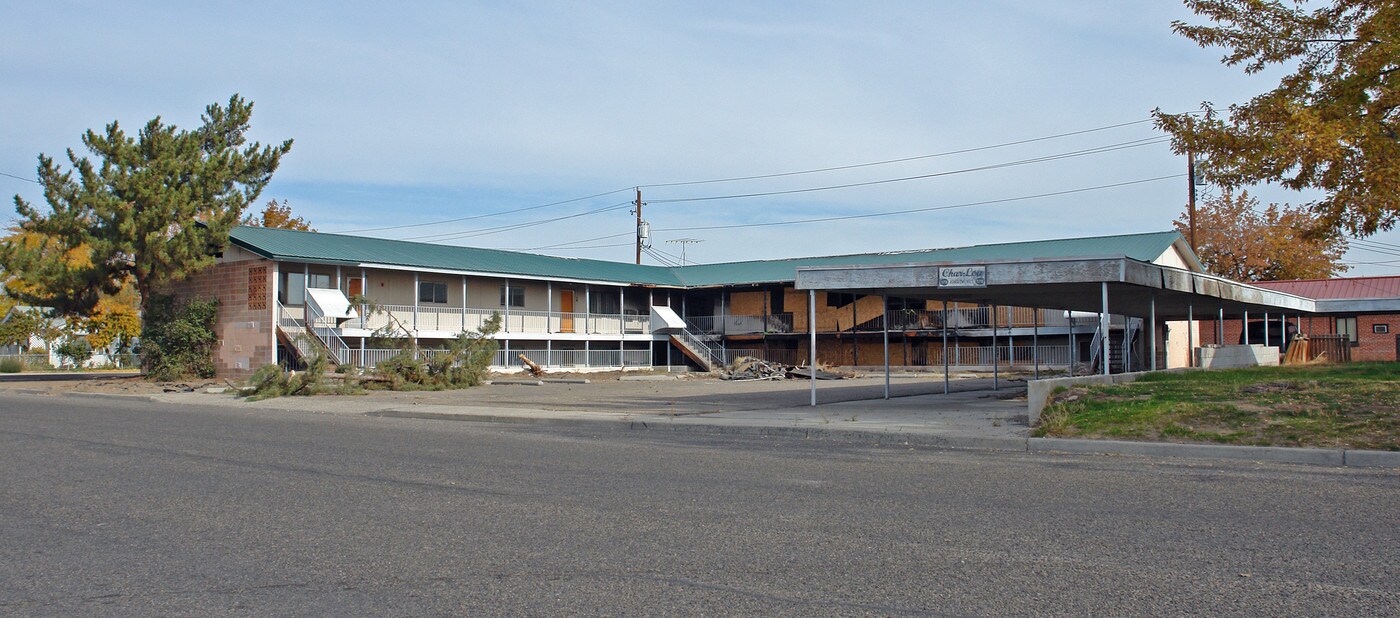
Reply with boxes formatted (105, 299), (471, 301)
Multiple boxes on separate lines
(638, 187), (646, 264)
(1187, 149), (1198, 252)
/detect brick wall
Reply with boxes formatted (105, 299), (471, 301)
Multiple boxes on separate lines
(164, 258), (275, 379)
(1197, 313), (1399, 362)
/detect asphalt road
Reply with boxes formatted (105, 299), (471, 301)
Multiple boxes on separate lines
(2, 393), (1396, 616)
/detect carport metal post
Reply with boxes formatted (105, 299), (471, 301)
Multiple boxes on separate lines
(1068, 310), (1075, 377)
(991, 304), (999, 390)
(809, 289), (817, 407)
(1100, 282), (1110, 376)
(882, 294), (890, 400)
(1264, 312), (1270, 347)
(1032, 309), (1039, 380)
(941, 301), (949, 395)
(1217, 304), (1224, 345)
(1149, 291), (1157, 371)
(1187, 303), (1194, 368)
(1243, 310), (1250, 345)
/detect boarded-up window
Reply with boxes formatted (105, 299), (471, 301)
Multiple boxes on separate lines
(248, 266), (268, 310)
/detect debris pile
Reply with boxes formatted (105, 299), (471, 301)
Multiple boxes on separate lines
(719, 356), (853, 381)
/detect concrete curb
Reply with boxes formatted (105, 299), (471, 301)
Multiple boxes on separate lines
(367, 407), (1030, 451)
(1028, 437), (1345, 466)
(1343, 449), (1400, 468)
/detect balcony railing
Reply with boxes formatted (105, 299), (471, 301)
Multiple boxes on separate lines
(684, 314), (794, 335)
(350, 305), (653, 336)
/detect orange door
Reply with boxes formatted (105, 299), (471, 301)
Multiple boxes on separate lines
(347, 277), (364, 297)
(560, 290), (575, 332)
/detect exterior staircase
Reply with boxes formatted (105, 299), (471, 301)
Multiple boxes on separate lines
(669, 326), (725, 372)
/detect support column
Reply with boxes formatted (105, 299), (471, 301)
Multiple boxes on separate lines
(360, 268), (368, 329)
(1243, 310), (1250, 345)
(412, 271), (420, 353)
(462, 276), (468, 333)
(1100, 282), (1110, 376)
(1264, 312), (1270, 347)
(1032, 308), (1039, 380)
(1217, 304), (1224, 345)
(809, 289), (817, 407)
(942, 301), (949, 395)
(1187, 303), (1195, 368)
(991, 303), (999, 391)
(882, 294), (890, 400)
(271, 263), (280, 367)
(503, 279), (511, 334)
(547, 281), (553, 334)
(1149, 292), (1157, 371)
(1069, 310), (1076, 377)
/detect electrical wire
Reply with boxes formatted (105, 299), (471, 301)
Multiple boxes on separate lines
(525, 232), (634, 251)
(642, 246), (679, 266)
(336, 116), (1176, 238)
(340, 186), (635, 234)
(639, 118), (1159, 188)
(645, 137), (1169, 204)
(0, 171), (40, 184)
(403, 201), (633, 242)
(652, 174), (1184, 233)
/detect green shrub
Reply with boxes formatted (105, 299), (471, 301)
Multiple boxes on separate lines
(0, 358), (23, 373)
(140, 295), (219, 381)
(55, 337), (93, 369)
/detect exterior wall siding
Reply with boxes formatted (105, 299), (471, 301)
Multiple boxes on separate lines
(165, 258), (275, 379)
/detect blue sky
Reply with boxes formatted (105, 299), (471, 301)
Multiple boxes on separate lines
(6, 1), (1399, 275)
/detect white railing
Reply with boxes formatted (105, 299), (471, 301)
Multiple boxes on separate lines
(492, 348), (652, 369)
(923, 345), (1072, 367)
(363, 305), (650, 336)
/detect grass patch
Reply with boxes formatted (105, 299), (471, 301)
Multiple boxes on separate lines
(1034, 363), (1400, 451)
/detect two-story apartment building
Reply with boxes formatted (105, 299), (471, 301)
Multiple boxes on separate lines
(172, 227), (1208, 378)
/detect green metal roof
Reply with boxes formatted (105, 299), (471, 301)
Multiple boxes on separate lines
(229, 226), (682, 285)
(229, 227), (1191, 289)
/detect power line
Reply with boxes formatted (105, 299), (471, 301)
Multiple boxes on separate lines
(642, 246), (679, 266)
(341, 186), (635, 234)
(639, 118), (1158, 189)
(535, 241), (635, 252)
(336, 117), (1176, 238)
(653, 174), (1184, 233)
(403, 201), (633, 242)
(0, 171), (40, 184)
(525, 232), (634, 251)
(645, 137), (1170, 205)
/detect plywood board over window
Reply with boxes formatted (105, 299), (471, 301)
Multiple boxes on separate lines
(248, 266), (267, 311)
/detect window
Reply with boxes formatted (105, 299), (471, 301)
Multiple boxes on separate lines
(283, 273), (305, 305)
(1336, 317), (1358, 346)
(1374, 323), (1390, 335)
(308, 274), (332, 289)
(419, 281), (448, 304)
(500, 284), (525, 308)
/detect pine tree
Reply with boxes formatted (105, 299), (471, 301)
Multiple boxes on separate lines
(1, 95), (293, 317)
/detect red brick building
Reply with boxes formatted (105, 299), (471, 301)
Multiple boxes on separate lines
(1195, 276), (1400, 362)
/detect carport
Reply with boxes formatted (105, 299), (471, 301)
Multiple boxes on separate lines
(794, 255), (1319, 406)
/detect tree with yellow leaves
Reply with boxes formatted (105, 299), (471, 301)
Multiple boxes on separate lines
(1176, 189), (1350, 281)
(243, 199), (315, 231)
(1155, 1), (1399, 238)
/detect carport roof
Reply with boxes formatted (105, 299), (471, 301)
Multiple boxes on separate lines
(794, 256), (1321, 320)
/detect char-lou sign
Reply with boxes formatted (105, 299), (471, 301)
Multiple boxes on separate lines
(938, 266), (986, 288)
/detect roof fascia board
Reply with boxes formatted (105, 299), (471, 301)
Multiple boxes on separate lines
(351, 261), (667, 288)
(1314, 298), (1400, 313)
